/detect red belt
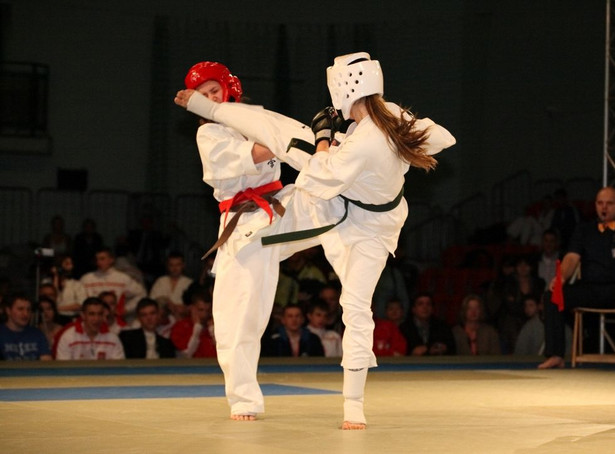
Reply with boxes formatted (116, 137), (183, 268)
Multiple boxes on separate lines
(200, 180), (285, 264)
(219, 180), (283, 227)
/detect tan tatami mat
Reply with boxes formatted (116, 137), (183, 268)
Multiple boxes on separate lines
(1, 357), (614, 454)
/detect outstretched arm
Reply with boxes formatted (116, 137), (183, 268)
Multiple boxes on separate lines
(175, 90), (313, 170)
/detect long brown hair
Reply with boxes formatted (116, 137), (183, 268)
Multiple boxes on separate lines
(364, 95), (437, 171)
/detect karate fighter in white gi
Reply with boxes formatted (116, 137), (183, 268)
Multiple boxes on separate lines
(175, 62), (325, 421)
(176, 52), (455, 429)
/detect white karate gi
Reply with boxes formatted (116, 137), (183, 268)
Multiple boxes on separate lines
(293, 103), (455, 369)
(189, 106), (320, 416)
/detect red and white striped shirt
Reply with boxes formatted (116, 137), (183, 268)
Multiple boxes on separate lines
(55, 320), (125, 360)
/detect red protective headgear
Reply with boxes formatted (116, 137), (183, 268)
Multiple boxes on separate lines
(184, 61), (243, 103)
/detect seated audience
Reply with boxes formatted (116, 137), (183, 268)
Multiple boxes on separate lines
(0, 293), (52, 360)
(306, 300), (343, 357)
(495, 255), (545, 354)
(170, 291), (216, 358)
(261, 304), (324, 357)
(55, 297), (125, 360)
(120, 298), (175, 359)
(452, 294), (501, 355)
(513, 294), (545, 356)
(384, 299), (405, 327)
(37, 296), (64, 351)
(80, 247), (147, 324)
(319, 283), (344, 335)
(535, 228), (561, 285)
(373, 312), (407, 357)
(149, 252), (193, 322)
(52, 254), (87, 319)
(99, 291), (132, 335)
(399, 293), (455, 356)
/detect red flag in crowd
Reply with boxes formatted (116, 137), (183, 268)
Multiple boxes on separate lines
(551, 259), (564, 312)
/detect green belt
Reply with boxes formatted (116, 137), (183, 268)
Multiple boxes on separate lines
(261, 187), (404, 246)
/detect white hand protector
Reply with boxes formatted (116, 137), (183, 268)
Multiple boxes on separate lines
(187, 92), (313, 171)
(186, 91), (219, 120)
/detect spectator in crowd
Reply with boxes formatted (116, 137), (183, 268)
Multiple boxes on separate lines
(170, 291), (216, 358)
(120, 298), (175, 359)
(384, 299), (405, 327)
(484, 255), (516, 324)
(80, 247), (147, 324)
(261, 304), (324, 357)
(72, 218), (104, 278)
(399, 293), (455, 356)
(513, 294), (545, 356)
(149, 252), (193, 322)
(306, 300), (343, 357)
(539, 186), (615, 369)
(38, 282), (58, 304)
(42, 215), (72, 256)
(452, 294), (501, 355)
(99, 291), (131, 335)
(0, 293), (52, 360)
(37, 296), (64, 351)
(319, 283), (344, 335)
(55, 297), (125, 360)
(535, 228), (561, 285)
(495, 255), (545, 354)
(52, 254), (87, 320)
(372, 314), (407, 357)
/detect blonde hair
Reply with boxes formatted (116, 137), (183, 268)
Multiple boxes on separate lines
(364, 95), (437, 171)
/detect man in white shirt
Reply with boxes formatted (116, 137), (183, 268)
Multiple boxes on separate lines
(80, 247), (146, 324)
(55, 297), (125, 360)
(149, 251), (193, 321)
(306, 300), (342, 357)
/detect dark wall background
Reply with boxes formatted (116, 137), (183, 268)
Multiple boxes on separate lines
(0, 0), (606, 210)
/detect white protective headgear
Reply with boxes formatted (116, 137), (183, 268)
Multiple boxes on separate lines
(326, 52), (384, 120)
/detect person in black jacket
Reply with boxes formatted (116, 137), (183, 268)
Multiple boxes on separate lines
(120, 298), (175, 359)
(261, 304), (324, 357)
(399, 293), (456, 356)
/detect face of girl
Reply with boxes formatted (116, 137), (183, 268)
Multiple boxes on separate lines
(40, 301), (55, 322)
(196, 80), (223, 103)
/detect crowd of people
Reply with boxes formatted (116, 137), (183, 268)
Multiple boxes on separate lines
(1, 184), (614, 364)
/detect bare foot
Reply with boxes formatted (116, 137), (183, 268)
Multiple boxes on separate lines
(230, 414), (256, 421)
(342, 421), (366, 430)
(538, 356), (565, 369)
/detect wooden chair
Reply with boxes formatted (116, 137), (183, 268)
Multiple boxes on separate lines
(571, 307), (615, 367)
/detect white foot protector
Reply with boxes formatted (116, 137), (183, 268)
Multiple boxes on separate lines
(343, 368), (368, 424)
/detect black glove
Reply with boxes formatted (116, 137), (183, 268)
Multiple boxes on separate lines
(311, 107), (337, 145)
(332, 110), (353, 135)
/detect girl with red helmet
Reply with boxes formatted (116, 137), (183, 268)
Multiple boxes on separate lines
(176, 61), (320, 421)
